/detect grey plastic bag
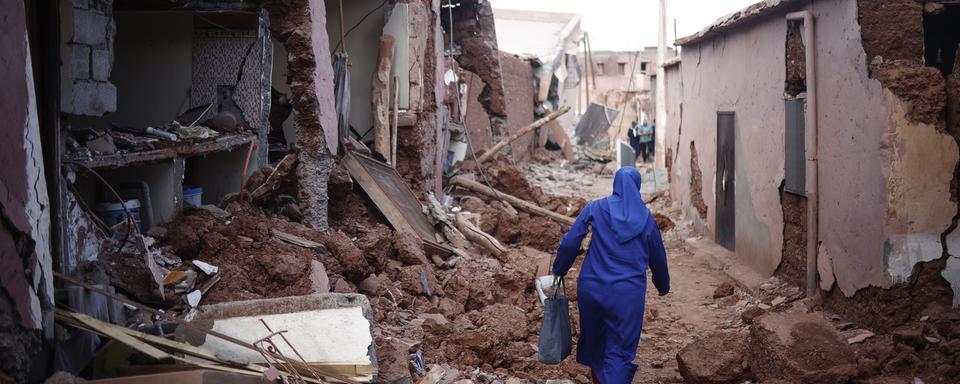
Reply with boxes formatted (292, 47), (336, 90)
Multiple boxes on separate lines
(538, 277), (572, 364)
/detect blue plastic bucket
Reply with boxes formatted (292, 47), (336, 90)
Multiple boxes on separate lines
(99, 199), (141, 228)
(183, 186), (203, 207)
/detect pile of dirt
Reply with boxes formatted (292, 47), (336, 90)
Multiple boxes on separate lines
(156, 205), (323, 304)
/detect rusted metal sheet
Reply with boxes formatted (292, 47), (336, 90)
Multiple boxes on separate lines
(575, 103), (619, 148)
(341, 152), (450, 255)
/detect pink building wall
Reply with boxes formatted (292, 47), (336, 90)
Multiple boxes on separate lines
(667, 0), (959, 302)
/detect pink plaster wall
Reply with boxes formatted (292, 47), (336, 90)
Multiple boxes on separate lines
(670, 0), (959, 298)
(676, 12), (788, 278)
(310, 0), (339, 154)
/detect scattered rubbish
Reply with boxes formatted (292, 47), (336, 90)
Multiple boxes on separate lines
(846, 330), (876, 344)
(192, 260), (219, 275)
(271, 229), (325, 249)
(166, 121), (220, 140)
(186, 290), (203, 307)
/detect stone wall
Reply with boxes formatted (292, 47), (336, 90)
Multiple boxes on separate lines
(62, 0), (117, 116)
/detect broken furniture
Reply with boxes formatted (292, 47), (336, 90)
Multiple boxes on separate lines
(342, 151), (453, 255)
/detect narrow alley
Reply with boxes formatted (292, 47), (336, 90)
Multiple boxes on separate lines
(3, 0), (960, 383)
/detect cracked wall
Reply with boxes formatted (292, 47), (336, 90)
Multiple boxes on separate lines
(263, 0), (337, 231)
(668, 0), (960, 313)
(464, 52), (536, 163)
(676, 11), (788, 278)
(1, 3), (53, 381)
(394, 0), (446, 196)
(445, 0), (507, 141)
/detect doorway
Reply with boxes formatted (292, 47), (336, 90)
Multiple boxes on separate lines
(716, 112), (736, 251)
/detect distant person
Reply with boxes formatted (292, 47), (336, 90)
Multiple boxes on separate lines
(638, 122), (654, 162)
(552, 167), (670, 384)
(626, 121), (641, 160)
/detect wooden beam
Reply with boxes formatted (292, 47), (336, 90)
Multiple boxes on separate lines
(449, 176), (575, 226)
(453, 212), (507, 258)
(251, 153), (298, 202)
(372, 35), (395, 162)
(271, 229), (324, 249)
(476, 107), (571, 164)
(57, 310), (171, 361)
(53, 272), (358, 384)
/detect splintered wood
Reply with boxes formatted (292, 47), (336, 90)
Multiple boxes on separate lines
(454, 212), (507, 258)
(372, 35), (395, 163)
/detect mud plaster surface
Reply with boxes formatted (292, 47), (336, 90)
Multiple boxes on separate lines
(778, 190), (807, 288)
(689, 142), (708, 221)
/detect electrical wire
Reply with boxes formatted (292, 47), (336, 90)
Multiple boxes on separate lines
(63, 161), (142, 256)
(444, 0), (503, 202)
(331, 0), (390, 56)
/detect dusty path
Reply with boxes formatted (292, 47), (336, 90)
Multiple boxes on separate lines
(525, 163), (745, 383)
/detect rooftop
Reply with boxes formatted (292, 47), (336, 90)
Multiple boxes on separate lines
(675, 0), (806, 46)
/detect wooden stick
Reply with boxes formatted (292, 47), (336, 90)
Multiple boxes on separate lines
(251, 153), (298, 202)
(453, 213), (507, 257)
(271, 229), (324, 249)
(391, 76), (400, 165)
(60, 310), (171, 361)
(475, 106), (571, 164)
(371, 35), (395, 161)
(449, 176), (575, 226)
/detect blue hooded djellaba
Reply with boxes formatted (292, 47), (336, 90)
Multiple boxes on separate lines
(552, 166), (670, 383)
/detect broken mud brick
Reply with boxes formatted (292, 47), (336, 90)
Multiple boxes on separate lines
(748, 312), (857, 383)
(677, 332), (752, 384)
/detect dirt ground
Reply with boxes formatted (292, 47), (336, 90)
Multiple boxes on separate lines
(97, 152), (959, 384)
(524, 161), (744, 383)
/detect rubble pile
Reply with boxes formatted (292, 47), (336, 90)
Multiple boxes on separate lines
(675, 274), (960, 384)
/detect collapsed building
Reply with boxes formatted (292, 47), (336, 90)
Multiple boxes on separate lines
(2, 0), (583, 383)
(578, 48), (660, 150)
(664, 0), (960, 328)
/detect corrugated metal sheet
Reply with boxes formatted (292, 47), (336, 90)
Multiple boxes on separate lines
(784, 98), (806, 195)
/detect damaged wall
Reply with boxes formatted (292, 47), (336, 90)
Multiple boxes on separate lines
(60, 0), (117, 116)
(464, 52), (536, 163)
(670, 0), (960, 313)
(323, 0), (387, 139)
(448, 0), (507, 140)
(263, 0), (338, 230)
(676, 10), (789, 278)
(0, 1), (54, 381)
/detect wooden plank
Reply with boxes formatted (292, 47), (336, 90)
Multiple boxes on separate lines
(58, 310), (171, 361)
(85, 369), (262, 384)
(453, 213), (506, 258)
(250, 153), (298, 202)
(341, 152), (450, 255)
(271, 229), (324, 249)
(371, 35), (395, 162)
(476, 107), (571, 164)
(449, 176), (575, 226)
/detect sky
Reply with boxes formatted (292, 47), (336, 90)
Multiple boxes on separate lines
(487, 0), (759, 51)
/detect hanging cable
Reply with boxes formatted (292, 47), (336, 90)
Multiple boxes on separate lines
(331, 0), (390, 56)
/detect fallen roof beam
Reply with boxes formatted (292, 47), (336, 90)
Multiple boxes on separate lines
(475, 106), (571, 165)
(449, 176), (575, 226)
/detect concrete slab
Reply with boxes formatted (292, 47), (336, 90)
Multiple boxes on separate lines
(176, 294), (376, 382)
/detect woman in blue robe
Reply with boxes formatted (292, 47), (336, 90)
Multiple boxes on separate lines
(552, 166), (670, 384)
